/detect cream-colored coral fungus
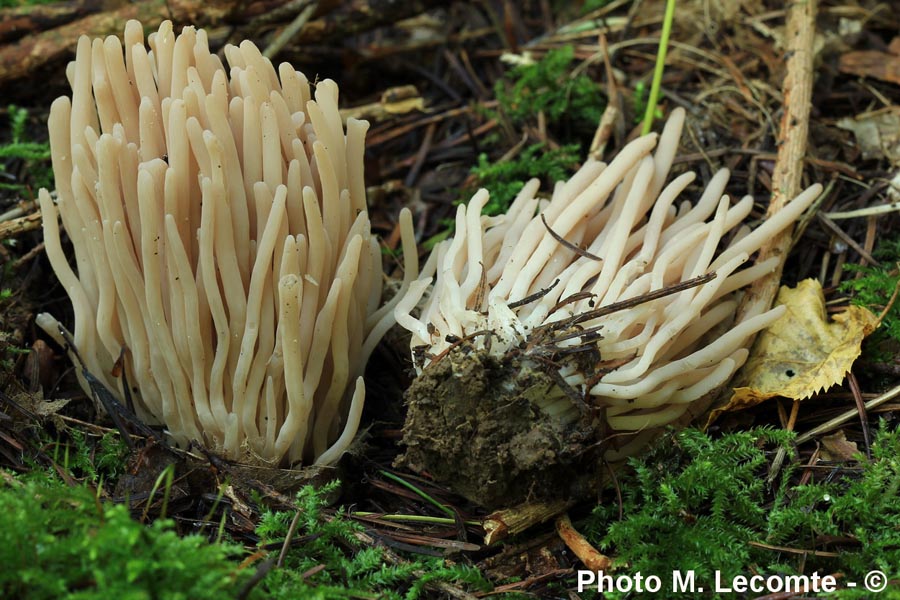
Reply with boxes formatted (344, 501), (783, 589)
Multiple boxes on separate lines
(395, 108), (820, 457)
(37, 20), (414, 466)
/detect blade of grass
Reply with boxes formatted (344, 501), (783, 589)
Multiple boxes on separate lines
(641, 0), (676, 134)
(142, 463), (175, 521)
(351, 511), (481, 526)
(379, 470), (455, 518)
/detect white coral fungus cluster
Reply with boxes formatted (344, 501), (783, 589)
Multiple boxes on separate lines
(395, 108), (820, 439)
(37, 21), (407, 466)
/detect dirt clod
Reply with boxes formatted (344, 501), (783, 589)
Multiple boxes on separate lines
(397, 348), (603, 509)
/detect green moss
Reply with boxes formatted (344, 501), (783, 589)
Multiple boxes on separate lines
(0, 105), (52, 195)
(0, 471), (505, 599)
(440, 45), (602, 240)
(0, 0), (58, 7)
(255, 481), (492, 599)
(0, 472), (250, 599)
(579, 426), (900, 598)
(469, 142), (580, 216)
(494, 46), (604, 138)
(46, 429), (131, 486)
(840, 237), (900, 354)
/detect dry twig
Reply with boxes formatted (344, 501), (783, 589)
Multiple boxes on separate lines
(555, 512), (611, 571)
(682, 0), (819, 427)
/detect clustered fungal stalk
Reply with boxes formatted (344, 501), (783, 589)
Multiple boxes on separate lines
(37, 20), (411, 466)
(395, 108), (821, 456)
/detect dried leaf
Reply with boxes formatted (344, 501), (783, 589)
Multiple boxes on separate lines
(12, 389), (70, 417)
(340, 85), (424, 121)
(836, 107), (900, 165)
(707, 279), (877, 425)
(820, 430), (859, 462)
(838, 36), (900, 86)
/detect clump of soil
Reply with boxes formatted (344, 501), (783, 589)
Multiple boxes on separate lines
(396, 348), (604, 509)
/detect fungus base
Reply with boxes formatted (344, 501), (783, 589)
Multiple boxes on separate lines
(397, 348), (604, 508)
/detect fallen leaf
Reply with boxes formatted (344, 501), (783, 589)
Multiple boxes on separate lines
(836, 107), (900, 165)
(11, 389), (69, 417)
(380, 85), (427, 115)
(706, 279), (877, 426)
(839, 35), (900, 86)
(820, 430), (859, 462)
(891, 171), (900, 203)
(340, 85), (424, 121)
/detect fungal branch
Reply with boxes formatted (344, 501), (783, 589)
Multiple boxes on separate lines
(36, 20), (417, 467)
(394, 108), (821, 457)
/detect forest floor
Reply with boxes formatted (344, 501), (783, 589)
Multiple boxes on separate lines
(2, 0), (900, 598)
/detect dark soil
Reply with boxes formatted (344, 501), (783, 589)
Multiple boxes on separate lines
(398, 348), (602, 508)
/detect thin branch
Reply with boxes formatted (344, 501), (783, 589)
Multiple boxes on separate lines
(540, 213), (603, 261)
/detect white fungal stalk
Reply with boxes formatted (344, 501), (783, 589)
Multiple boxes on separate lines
(395, 108), (821, 438)
(37, 21), (414, 466)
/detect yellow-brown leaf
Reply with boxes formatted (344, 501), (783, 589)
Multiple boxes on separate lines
(707, 279), (877, 426)
(820, 430), (860, 462)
